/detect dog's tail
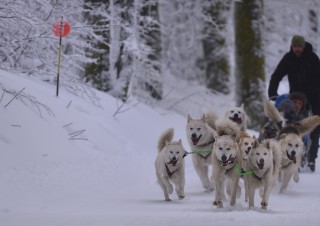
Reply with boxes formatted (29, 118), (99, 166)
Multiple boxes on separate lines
(205, 110), (219, 130)
(289, 115), (320, 137)
(215, 118), (240, 136)
(263, 98), (284, 123)
(157, 128), (174, 152)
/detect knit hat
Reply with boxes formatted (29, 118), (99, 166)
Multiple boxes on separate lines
(291, 35), (305, 47)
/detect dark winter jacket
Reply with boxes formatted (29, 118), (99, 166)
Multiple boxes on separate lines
(268, 42), (320, 115)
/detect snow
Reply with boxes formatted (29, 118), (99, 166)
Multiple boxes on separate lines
(0, 70), (320, 226)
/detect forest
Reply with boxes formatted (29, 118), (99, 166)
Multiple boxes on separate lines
(0, 0), (319, 129)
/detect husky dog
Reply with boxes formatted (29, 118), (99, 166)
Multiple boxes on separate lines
(237, 131), (255, 202)
(186, 112), (218, 192)
(259, 99), (284, 141)
(211, 119), (241, 208)
(278, 133), (303, 193)
(277, 115), (320, 193)
(224, 104), (249, 131)
(246, 138), (281, 210)
(155, 128), (186, 201)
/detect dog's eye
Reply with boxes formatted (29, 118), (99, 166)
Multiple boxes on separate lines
(177, 151), (179, 154)
(219, 147), (223, 150)
(256, 153), (260, 155)
(295, 144), (299, 148)
(227, 148), (230, 150)
(245, 142), (248, 145)
(197, 128), (201, 131)
(238, 111), (241, 114)
(288, 143), (292, 147)
(189, 127), (193, 131)
(170, 151), (173, 154)
(231, 110), (234, 113)
(264, 153), (267, 156)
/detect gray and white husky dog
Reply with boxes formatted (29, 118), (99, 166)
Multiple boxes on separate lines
(211, 118), (241, 208)
(186, 112), (218, 192)
(155, 128), (187, 201)
(246, 138), (281, 210)
(259, 98), (284, 142)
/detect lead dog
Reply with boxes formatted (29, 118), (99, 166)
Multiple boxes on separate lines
(211, 119), (241, 208)
(246, 138), (281, 210)
(155, 128), (186, 201)
(186, 112), (218, 192)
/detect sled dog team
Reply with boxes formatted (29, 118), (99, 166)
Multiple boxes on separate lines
(155, 100), (320, 210)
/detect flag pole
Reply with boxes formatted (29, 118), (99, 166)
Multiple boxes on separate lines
(56, 16), (63, 97)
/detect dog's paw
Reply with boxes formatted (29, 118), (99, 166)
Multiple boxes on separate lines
(213, 200), (223, 208)
(178, 194), (185, 200)
(165, 197), (172, 201)
(293, 173), (299, 183)
(261, 202), (268, 210)
(167, 184), (174, 194)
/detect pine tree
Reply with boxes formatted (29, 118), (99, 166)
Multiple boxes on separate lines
(83, 0), (111, 92)
(234, 0), (265, 130)
(200, 0), (232, 94)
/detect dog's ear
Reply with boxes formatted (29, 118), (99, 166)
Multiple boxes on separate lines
(253, 137), (259, 148)
(240, 103), (244, 109)
(201, 114), (206, 122)
(278, 133), (287, 140)
(187, 114), (192, 123)
(264, 139), (271, 149)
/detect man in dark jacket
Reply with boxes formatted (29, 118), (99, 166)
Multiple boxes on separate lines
(268, 35), (320, 172)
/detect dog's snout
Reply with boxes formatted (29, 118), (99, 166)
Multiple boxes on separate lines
(234, 113), (239, 118)
(291, 151), (296, 156)
(172, 156), (177, 161)
(247, 146), (252, 151)
(221, 155), (227, 161)
(191, 133), (197, 138)
(259, 158), (264, 164)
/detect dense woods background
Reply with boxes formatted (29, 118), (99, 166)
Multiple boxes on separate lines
(0, 0), (319, 129)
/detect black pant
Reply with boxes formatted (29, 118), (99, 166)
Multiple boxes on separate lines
(309, 125), (320, 163)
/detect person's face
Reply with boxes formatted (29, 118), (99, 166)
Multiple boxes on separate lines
(292, 45), (304, 57)
(292, 99), (303, 112)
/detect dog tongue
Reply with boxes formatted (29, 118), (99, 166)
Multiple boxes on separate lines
(293, 156), (297, 164)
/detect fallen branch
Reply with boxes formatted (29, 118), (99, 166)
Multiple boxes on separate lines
(4, 87), (25, 108)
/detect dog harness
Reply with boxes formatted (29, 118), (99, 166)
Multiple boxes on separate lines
(165, 164), (179, 177)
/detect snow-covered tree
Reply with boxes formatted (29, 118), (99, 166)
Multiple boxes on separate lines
(83, 0), (111, 92)
(199, 0), (232, 94)
(234, 0), (265, 130)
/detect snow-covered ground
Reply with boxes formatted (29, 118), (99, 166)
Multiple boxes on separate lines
(0, 70), (319, 226)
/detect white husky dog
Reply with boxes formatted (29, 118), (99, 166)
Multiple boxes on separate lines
(186, 112), (218, 192)
(224, 104), (250, 131)
(277, 115), (320, 193)
(211, 119), (241, 208)
(246, 138), (281, 210)
(236, 131), (255, 202)
(155, 128), (186, 201)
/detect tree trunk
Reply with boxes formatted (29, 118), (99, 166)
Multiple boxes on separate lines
(234, 0), (265, 130)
